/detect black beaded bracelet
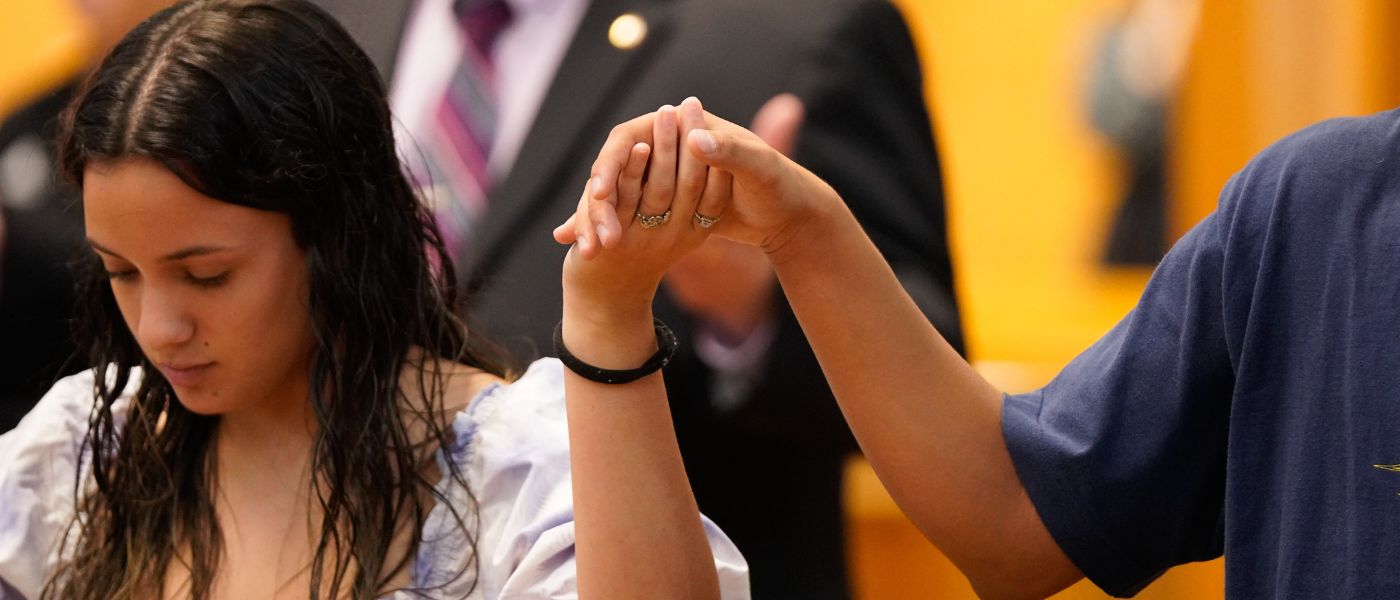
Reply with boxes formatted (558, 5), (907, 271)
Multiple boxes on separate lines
(552, 318), (678, 384)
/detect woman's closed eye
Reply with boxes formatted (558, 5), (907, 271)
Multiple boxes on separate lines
(184, 270), (230, 288)
(100, 266), (230, 288)
(103, 267), (138, 282)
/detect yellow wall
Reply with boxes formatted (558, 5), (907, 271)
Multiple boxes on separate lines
(1176, 0), (1400, 232)
(6, 1), (1397, 598)
(899, 0), (1150, 378)
(854, 1), (1213, 596)
(850, 0), (1400, 598)
(0, 0), (88, 118)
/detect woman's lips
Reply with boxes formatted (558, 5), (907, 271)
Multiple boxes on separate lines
(158, 362), (215, 387)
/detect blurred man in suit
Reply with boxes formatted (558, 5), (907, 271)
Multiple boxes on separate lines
(321, 0), (963, 595)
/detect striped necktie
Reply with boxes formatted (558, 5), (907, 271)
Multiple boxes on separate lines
(418, 0), (513, 268)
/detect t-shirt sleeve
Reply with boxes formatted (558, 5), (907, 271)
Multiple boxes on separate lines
(1002, 202), (1237, 596)
(422, 359), (751, 599)
(0, 372), (103, 599)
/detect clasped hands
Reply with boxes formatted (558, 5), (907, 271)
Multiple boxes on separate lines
(555, 96), (838, 343)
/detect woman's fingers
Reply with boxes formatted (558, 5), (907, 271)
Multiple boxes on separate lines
(636, 105), (679, 229)
(571, 185), (601, 259)
(612, 142), (651, 239)
(589, 196), (620, 249)
(571, 100), (768, 257)
(590, 112), (657, 201)
(672, 97), (709, 223)
(567, 142), (651, 248)
(554, 213), (578, 244)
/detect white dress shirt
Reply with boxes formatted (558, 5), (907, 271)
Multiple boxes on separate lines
(390, 0), (589, 179)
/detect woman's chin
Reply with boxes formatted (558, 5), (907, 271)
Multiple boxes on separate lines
(171, 388), (235, 416)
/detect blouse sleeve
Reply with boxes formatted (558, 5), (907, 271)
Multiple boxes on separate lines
(414, 359), (751, 599)
(0, 370), (121, 599)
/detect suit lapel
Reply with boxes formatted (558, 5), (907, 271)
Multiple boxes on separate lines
(464, 0), (675, 281)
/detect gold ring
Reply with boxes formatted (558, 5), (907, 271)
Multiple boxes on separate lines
(637, 209), (672, 229)
(693, 212), (720, 229)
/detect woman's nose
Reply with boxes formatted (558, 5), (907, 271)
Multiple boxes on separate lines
(135, 288), (196, 353)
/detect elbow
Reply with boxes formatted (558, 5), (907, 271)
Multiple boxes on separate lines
(956, 543), (1084, 600)
(966, 569), (1082, 600)
(947, 501), (1085, 600)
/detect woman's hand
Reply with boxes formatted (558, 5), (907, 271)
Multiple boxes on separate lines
(558, 100), (732, 337)
(563, 97), (842, 267)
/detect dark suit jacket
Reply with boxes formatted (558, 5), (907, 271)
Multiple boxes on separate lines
(0, 84), (86, 433)
(323, 1), (963, 596)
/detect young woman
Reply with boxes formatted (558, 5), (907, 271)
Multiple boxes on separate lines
(0, 1), (746, 598)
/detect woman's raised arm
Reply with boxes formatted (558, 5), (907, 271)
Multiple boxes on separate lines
(559, 102), (737, 599)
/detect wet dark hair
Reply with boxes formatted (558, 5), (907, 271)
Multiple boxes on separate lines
(48, 0), (513, 597)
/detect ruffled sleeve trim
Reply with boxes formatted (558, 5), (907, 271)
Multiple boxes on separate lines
(0, 368), (139, 598)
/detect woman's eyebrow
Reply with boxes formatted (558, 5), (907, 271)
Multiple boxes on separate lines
(87, 239), (234, 262)
(158, 245), (234, 262)
(87, 239), (125, 258)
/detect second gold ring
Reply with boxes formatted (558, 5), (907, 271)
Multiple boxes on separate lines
(693, 212), (721, 229)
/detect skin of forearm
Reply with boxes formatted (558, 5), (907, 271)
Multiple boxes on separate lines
(769, 202), (1081, 598)
(560, 294), (721, 599)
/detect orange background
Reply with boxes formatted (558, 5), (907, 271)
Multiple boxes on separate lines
(852, 0), (1400, 597)
(5, 0), (1399, 597)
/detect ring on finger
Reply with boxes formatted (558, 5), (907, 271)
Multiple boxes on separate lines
(637, 209), (672, 229)
(693, 212), (721, 229)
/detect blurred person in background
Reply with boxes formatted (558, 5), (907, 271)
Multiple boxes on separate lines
(0, 211), (6, 296)
(317, 0), (965, 596)
(1086, 0), (1201, 266)
(0, 0), (176, 432)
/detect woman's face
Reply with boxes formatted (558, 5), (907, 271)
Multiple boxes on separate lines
(84, 157), (316, 416)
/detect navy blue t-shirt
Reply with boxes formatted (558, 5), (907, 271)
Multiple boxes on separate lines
(1004, 109), (1400, 598)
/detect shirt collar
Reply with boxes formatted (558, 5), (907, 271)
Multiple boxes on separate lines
(450, 0), (578, 20)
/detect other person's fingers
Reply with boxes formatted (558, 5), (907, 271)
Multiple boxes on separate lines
(688, 125), (784, 192)
(692, 168), (730, 233)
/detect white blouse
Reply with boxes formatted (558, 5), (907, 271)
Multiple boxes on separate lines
(0, 359), (750, 599)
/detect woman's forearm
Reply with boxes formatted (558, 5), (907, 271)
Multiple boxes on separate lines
(560, 296), (720, 599)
